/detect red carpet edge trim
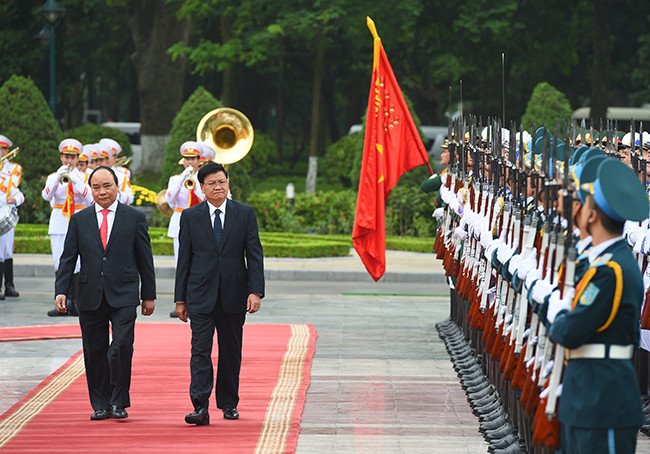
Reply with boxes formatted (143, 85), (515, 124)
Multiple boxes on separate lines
(254, 323), (313, 454)
(0, 353), (85, 448)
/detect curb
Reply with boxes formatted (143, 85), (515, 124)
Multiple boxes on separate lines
(14, 263), (446, 283)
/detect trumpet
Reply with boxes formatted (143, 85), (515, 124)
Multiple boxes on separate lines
(0, 147), (19, 171)
(115, 156), (131, 167)
(59, 165), (73, 185)
(184, 167), (197, 190)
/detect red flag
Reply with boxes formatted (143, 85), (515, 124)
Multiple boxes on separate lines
(352, 17), (430, 281)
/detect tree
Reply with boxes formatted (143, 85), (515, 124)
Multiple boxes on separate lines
(130, 0), (190, 172)
(0, 75), (62, 223)
(520, 82), (573, 132)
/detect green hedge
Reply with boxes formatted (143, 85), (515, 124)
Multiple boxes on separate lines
(13, 224), (433, 256)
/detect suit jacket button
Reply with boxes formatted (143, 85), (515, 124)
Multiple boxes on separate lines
(102, 257), (107, 262)
(100, 271), (104, 276)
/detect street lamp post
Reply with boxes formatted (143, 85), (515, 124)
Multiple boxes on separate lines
(39, 0), (64, 114)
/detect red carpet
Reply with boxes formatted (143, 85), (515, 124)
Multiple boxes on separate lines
(0, 323), (81, 342)
(0, 323), (317, 453)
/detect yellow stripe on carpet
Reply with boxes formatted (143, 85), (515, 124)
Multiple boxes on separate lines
(0, 354), (85, 448)
(255, 323), (312, 453)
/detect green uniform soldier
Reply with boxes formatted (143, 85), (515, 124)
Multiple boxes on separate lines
(420, 140), (449, 208)
(543, 158), (648, 453)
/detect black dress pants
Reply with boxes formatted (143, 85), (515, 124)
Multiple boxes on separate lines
(189, 293), (246, 410)
(79, 296), (137, 411)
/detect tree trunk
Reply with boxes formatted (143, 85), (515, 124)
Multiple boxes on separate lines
(591, 0), (610, 124)
(129, 0), (189, 172)
(276, 41), (285, 162)
(305, 26), (326, 195)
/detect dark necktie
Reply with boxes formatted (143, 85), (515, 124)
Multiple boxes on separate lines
(100, 209), (109, 249)
(213, 208), (222, 247)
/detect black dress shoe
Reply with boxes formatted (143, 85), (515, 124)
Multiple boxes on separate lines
(110, 405), (128, 419)
(90, 409), (111, 420)
(223, 408), (239, 420)
(185, 407), (210, 425)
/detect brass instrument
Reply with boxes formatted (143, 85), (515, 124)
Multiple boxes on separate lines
(156, 190), (174, 217)
(196, 107), (254, 164)
(0, 147), (19, 171)
(157, 107), (254, 217)
(184, 169), (197, 190)
(115, 156), (132, 167)
(59, 165), (72, 185)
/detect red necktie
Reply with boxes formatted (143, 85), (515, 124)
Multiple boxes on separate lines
(100, 209), (109, 249)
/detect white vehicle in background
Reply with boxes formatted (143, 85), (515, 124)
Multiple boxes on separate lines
(101, 122), (143, 173)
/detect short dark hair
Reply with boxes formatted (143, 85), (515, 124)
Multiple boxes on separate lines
(588, 196), (624, 235)
(89, 165), (118, 186)
(198, 162), (228, 184)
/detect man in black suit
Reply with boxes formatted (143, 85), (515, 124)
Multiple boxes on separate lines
(54, 166), (156, 421)
(174, 162), (264, 425)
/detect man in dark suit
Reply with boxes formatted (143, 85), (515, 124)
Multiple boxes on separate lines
(54, 166), (156, 421)
(174, 162), (264, 425)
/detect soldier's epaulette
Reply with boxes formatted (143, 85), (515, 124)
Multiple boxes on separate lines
(591, 253), (613, 268)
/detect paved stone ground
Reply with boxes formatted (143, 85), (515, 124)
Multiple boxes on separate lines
(2, 254), (649, 453)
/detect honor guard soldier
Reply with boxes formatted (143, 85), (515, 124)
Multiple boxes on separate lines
(541, 158), (648, 454)
(100, 138), (134, 205)
(42, 139), (93, 316)
(165, 141), (205, 317)
(0, 135), (22, 297)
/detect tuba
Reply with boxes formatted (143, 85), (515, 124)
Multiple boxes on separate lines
(196, 107), (254, 165)
(157, 108), (254, 217)
(115, 156), (132, 167)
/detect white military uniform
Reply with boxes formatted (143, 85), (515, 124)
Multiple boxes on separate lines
(166, 141), (205, 265)
(42, 141), (93, 271)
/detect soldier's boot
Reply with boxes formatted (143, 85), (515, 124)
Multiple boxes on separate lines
(4, 258), (19, 297)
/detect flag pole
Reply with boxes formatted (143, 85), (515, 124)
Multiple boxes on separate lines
(366, 17), (433, 176)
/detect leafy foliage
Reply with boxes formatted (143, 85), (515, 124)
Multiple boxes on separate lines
(520, 82), (574, 132)
(64, 123), (132, 157)
(160, 86), (223, 189)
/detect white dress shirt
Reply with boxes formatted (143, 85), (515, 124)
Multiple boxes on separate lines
(95, 199), (119, 243)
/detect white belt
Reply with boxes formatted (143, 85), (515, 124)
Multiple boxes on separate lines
(568, 344), (634, 360)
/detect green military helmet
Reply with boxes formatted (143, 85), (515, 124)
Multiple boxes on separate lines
(589, 158), (649, 222)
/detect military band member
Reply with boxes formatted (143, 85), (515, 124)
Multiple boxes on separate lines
(99, 138), (134, 205)
(77, 145), (92, 174)
(86, 143), (100, 172)
(42, 139), (93, 316)
(198, 142), (216, 167)
(165, 141), (205, 318)
(0, 135), (22, 298)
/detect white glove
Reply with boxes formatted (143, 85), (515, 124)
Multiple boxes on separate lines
(546, 287), (574, 323)
(56, 165), (69, 177)
(440, 185), (451, 204)
(428, 173), (438, 180)
(485, 235), (505, 260)
(497, 243), (515, 264)
(480, 228), (492, 249)
(517, 248), (538, 280)
(508, 252), (524, 276)
(182, 166), (194, 179)
(531, 277), (555, 305)
(634, 235), (645, 254)
(454, 226), (468, 241)
(440, 173), (447, 186)
(525, 266), (542, 291)
(432, 207), (445, 219)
